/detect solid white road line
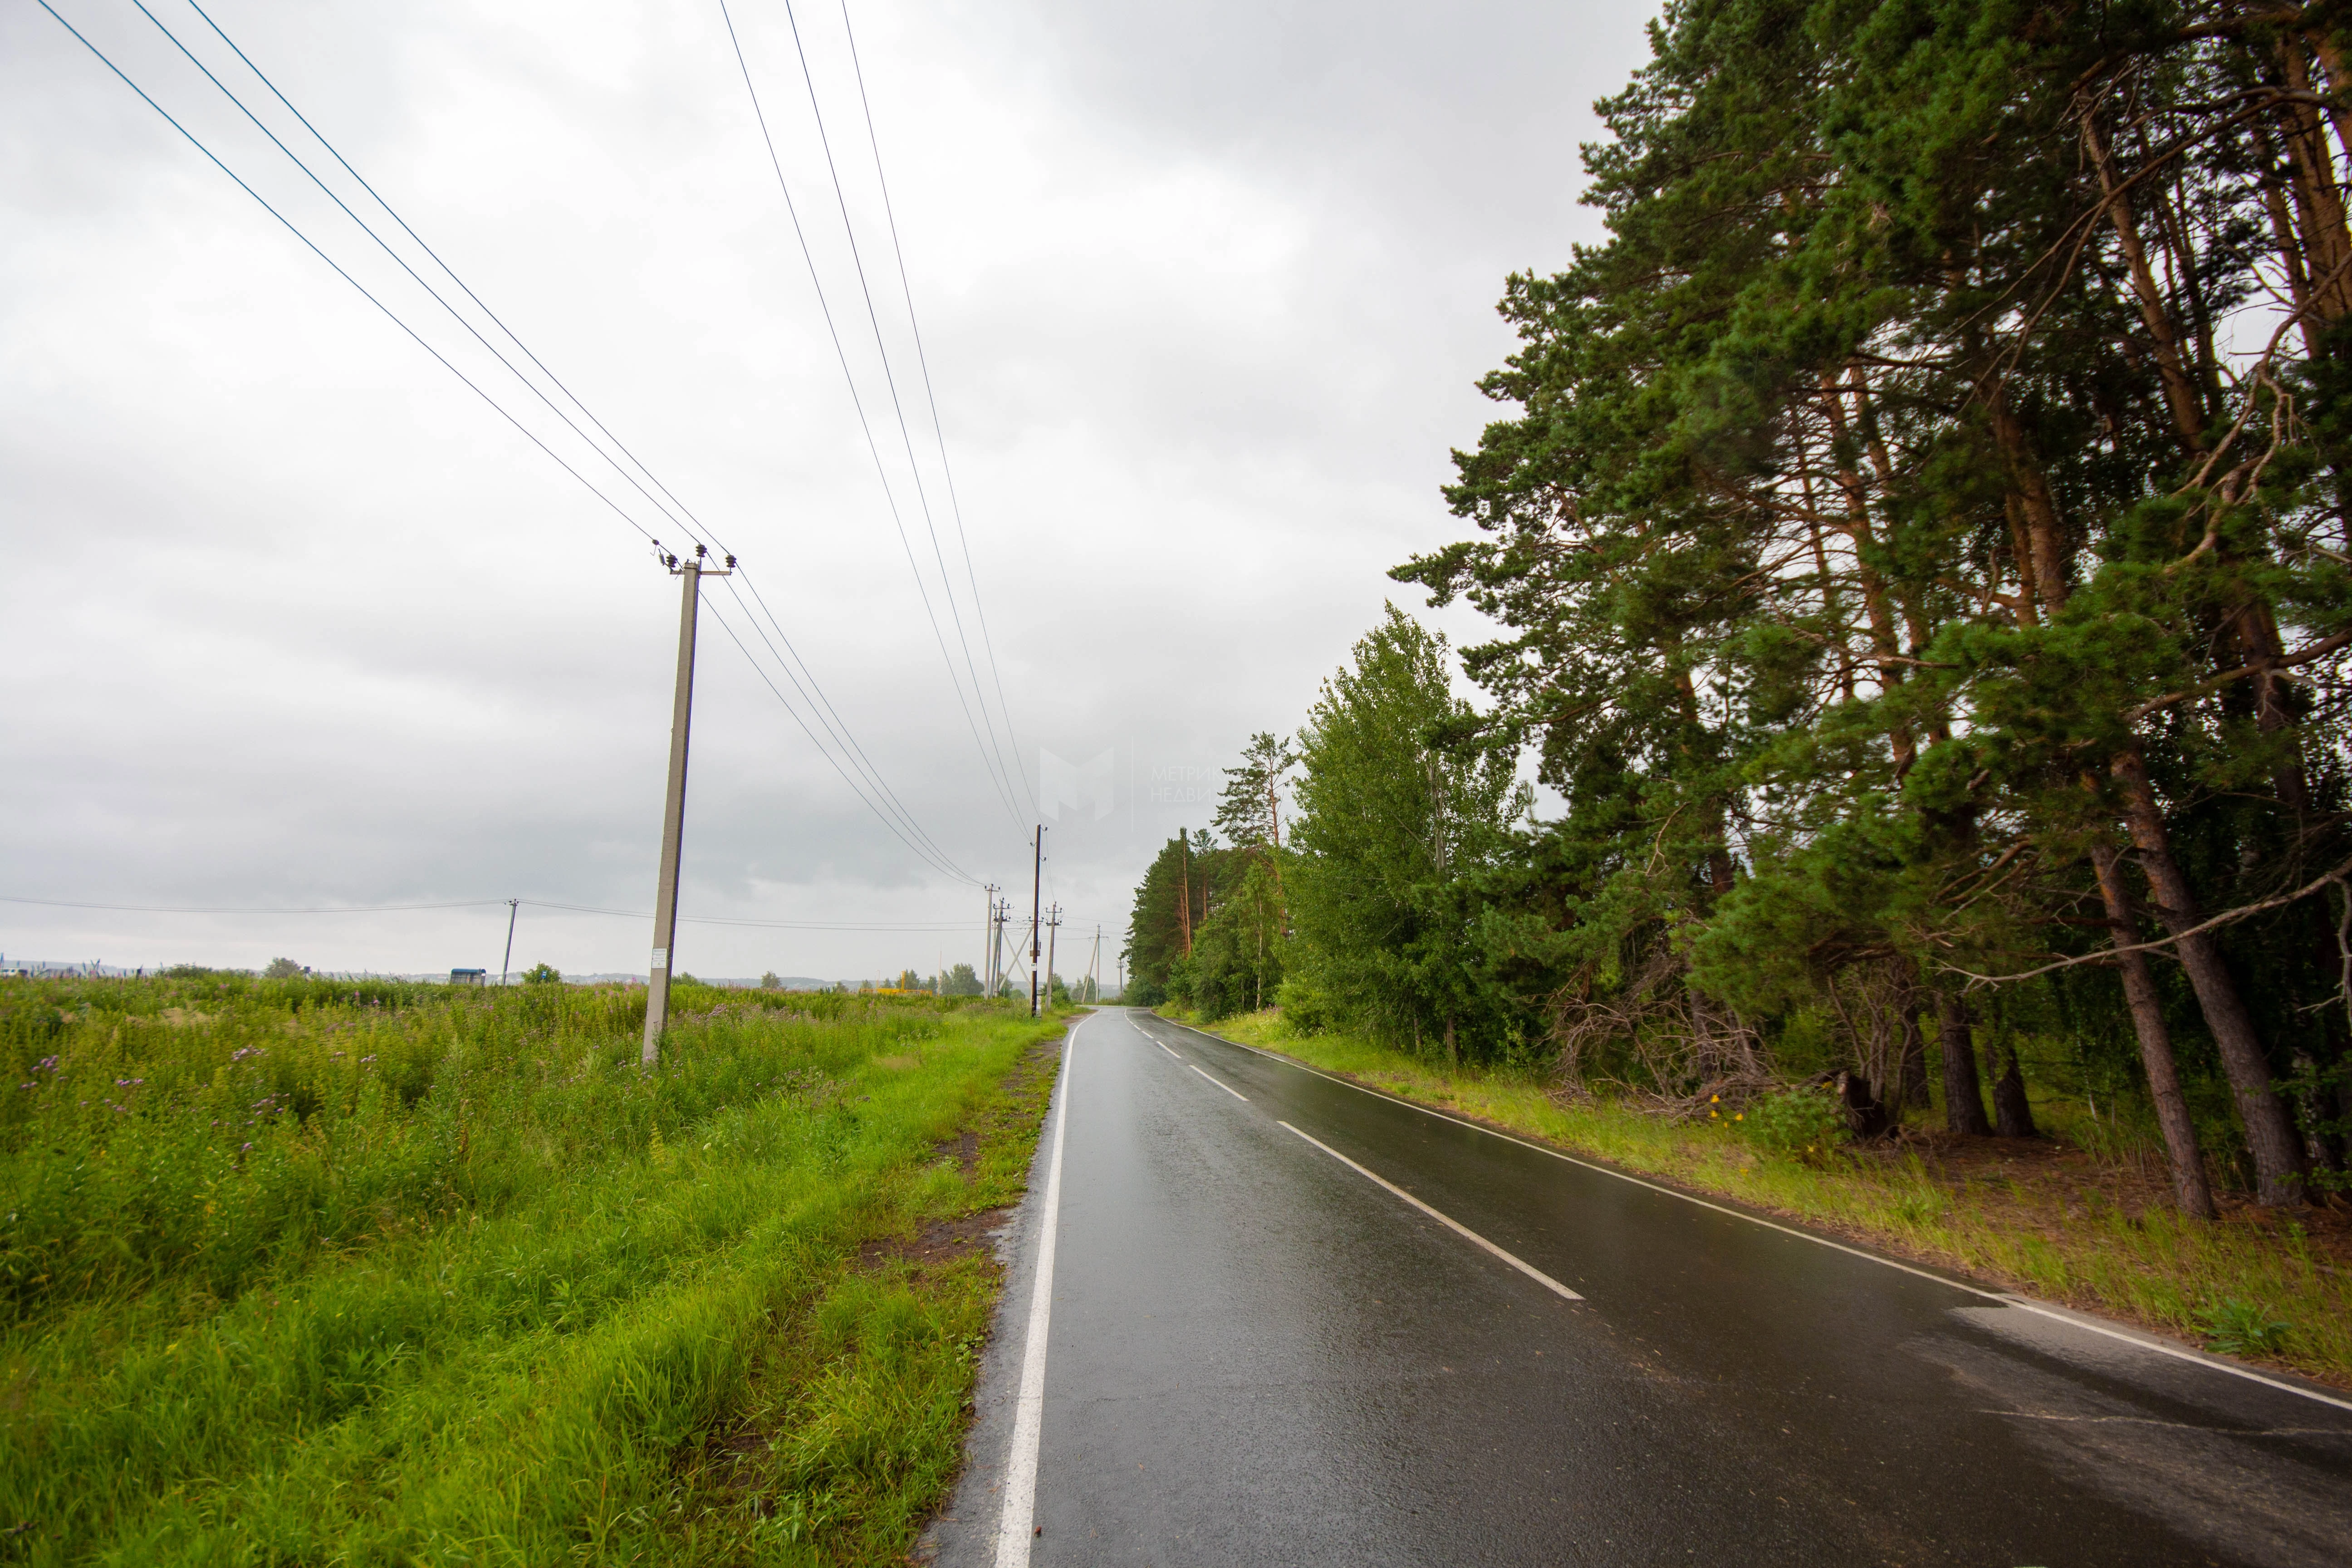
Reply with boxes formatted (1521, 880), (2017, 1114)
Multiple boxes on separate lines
(1279, 1120), (1583, 1302)
(995, 1018), (1081, 1567)
(1189, 1063), (1248, 1101)
(1177, 1020), (2352, 1416)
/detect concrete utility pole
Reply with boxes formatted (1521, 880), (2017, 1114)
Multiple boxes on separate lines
(642, 543), (733, 1066)
(981, 883), (999, 997)
(1044, 903), (1061, 1008)
(1177, 827), (1193, 956)
(989, 897), (1005, 998)
(500, 899), (519, 986)
(1029, 824), (1045, 1018)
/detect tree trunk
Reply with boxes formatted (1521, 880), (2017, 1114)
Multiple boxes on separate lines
(1936, 989), (1994, 1137)
(1898, 999), (1932, 1109)
(2089, 839), (2218, 1220)
(2291, 1049), (2342, 1177)
(2112, 750), (2308, 1205)
(2084, 114), (2209, 452)
(1991, 1039), (2038, 1139)
(1984, 390), (2072, 620)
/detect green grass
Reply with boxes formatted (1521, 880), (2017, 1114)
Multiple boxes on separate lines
(0, 973), (1069, 1564)
(1179, 1008), (2352, 1391)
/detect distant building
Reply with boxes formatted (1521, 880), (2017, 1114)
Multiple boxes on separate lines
(450, 968), (487, 986)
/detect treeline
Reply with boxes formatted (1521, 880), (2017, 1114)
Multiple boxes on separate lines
(1132, 0), (2352, 1215)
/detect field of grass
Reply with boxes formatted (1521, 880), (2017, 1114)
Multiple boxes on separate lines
(0, 973), (1069, 1564)
(1173, 1007), (2352, 1392)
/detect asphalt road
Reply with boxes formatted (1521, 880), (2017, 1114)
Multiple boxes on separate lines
(921, 1008), (2352, 1567)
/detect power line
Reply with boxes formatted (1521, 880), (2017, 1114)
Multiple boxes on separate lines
(701, 593), (978, 883)
(834, 0), (1037, 818)
(48, 0), (986, 893)
(164, 0), (953, 874)
(139, 0), (701, 551)
(179, 0), (971, 855)
(774, 0), (1030, 822)
(715, 0), (1029, 833)
(34, 0), (663, 547)
(713, 575), (973, 882)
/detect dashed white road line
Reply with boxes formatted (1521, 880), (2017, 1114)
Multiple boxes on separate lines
(1189, 1063), (1248, 1101)
(1279, 1119), (1583, 1302)
(1160, 1016), (2352, 1416)
(1155, 1041), (1182, 1061)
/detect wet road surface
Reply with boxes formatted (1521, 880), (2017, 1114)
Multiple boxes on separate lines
(921, 1008), (2352, 1567)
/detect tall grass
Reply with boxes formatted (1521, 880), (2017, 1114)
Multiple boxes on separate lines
(1188, 1008), (2352, 1390)
(0, 974), (1066, 1563)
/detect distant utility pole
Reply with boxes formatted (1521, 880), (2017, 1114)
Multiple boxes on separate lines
(981, 882), (999, 997)
(990, 897), (1008, 998)
(500, 899), (519, 986)
(1044, 903), (1062, 1008)
(642, 542), (734, 1067)
(1177, 827), (1193, 956)
(1087, 924), (1101, 1002)
(1029, 824), (1045, 1018)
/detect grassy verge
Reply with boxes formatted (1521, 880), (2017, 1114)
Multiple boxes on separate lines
(0, 973), (1070, 1564)
(1171, 1007), (2352, 1392)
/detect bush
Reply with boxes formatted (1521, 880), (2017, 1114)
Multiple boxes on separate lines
(1273, 975), (1336, 1036)
(521, 963), (562, 985)
(262, 957), (303, 980)
(1740, 1084), (1849, 1161)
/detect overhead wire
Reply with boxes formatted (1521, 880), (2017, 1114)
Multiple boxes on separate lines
(162, 0), (956, 873)
(714, 574), (973, 882)
(701, 593), (977, 882)
(772, 0), (1030, 822)
(714, 0), (1030, 833)
(56, 0), (985, 892)
(138, 0), (701, 549)
(33, 0), (663, 549)
(177, 0), (901, 807)
(833, 0), (1037, 817)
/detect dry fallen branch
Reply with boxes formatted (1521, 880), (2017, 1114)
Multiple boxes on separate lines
(1946, 851), (2352, 988)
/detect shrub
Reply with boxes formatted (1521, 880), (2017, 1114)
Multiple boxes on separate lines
(1273, 975), (1336, 1036)
(1741, 1083), (1850, 1161)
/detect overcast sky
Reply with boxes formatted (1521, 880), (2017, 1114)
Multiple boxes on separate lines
(1, 0), (1656, 983)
